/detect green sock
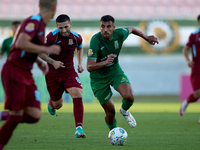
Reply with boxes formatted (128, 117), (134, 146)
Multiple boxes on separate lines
(106, 120), (117, 130)
(122, 98), (133, 110)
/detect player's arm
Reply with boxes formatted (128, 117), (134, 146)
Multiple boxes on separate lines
(0, 40), (7, 59)
(87, 54), (115, 72)
(35, 57), (49, 75)
(182, 45), (193, 68)
(15, 32), (60, 55)
(126, 27), (159, 45)
(76, 47), (84, 73)
(39, 52), (65, 70)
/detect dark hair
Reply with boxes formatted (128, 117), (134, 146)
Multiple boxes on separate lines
(100, 15), (115, 23)
(197, 14), (200, 21)
(12, 21), (20, 26)
(56, 14), (70, 23)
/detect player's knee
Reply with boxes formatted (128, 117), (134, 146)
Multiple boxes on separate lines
(54, 102), (63, 109)
(194, 90), (200, 99)
(9, 115), (24, 123)
(123, 94), (134, 103)
(21, 113), (40, 123)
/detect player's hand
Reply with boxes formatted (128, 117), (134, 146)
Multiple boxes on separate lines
(46, 45), (61, 55)
(187, 60), (193, 68)
(53, 61), (65, 70)
(146, 35), (159, 45)
(77, 64), (84, 73)
(106, 54), (115, 65)
(37, 60), (49, 75)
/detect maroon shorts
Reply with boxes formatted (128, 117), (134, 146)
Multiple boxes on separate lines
(191, 63), (200, 91)
(1, 62), (41, 110)
(45, 70), (82, 101)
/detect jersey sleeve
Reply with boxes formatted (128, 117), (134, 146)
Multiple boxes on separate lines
(44, 32), (56, 46)
(87, 35), (99, 59)
(186, 33), (195, 47)
(20, 20), (39, 40)
(121, 28), (129, 41)
(1, 39), (8, 53)
(76, 34), (83, 49)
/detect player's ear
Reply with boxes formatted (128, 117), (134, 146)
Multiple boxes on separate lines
(70, 22), (72, 27)
(52, 5), (56, 12)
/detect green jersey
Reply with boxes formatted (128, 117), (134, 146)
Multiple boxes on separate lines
(87, 28), (129, 79)
(1, 37), (13, 57)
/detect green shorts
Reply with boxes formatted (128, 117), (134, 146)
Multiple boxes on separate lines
(90, 68), (130, 105)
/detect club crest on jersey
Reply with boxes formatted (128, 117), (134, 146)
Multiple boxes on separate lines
(69, 39), (73, 45)
(88, 49), (93, 56)
(25, 23), (35, 32)
(114, 40), (119, 49)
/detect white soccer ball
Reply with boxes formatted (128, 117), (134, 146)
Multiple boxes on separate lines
(108, 127), (128, 146)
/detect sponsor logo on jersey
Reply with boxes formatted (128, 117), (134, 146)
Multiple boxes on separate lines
(114, 40), (119, 49)
(25, 23), (35, 32)
(101, 46), (105, 50)
(38, 31), (43, 36)
(69, 39), (73, 45)
(44, 37), (47, 43)
(57, 40), (62, 43)
(75, 77), (81, 84)
(88, 49), (93, 56)
(104, 92), (111, 100)
(121, 77), (127, 83)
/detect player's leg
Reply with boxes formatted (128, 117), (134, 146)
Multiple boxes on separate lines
(67, 87), (85, 138)
(102, 98), (117, 130)
(64, 71), (86, 138)
(179, 89), (200, 116)
(179, 71), (200, 117)
(116, 83), (136, 127)
(21, 84), (42, 123)
(48, 98), (63, 115)
(0, 111), (9, 121)
(0, 110), (23, 149)
(45, 75), (64, 115)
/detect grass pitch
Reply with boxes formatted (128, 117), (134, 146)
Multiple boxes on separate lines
(1, 95), (200, 150)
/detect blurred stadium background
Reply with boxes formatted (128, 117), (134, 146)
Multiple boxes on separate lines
(0, 0), (200, 103)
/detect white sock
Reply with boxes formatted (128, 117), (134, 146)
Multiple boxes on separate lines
(120, 107), (129, 115)
(76, 126), (82, 130)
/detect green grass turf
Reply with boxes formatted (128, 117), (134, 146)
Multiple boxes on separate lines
(1, 95), (200, 150)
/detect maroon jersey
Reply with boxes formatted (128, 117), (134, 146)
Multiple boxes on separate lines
(186, 29), (200, 63)
(45, 29), (83, 76)
(186, 28), (200, 90)
(7, 14), (46, 71)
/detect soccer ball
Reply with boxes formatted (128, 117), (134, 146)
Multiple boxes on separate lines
(108, 127), (128, 146)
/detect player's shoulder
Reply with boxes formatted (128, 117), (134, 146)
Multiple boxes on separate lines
(24, 14), (42, 24)
(70, 30), (82, 38)
(50, 28), (59, 37)
(91, 32), (101, 41)
(3, 37), (13, 43)
(192, 29), (200, 35)
(114, 28), (128, 33)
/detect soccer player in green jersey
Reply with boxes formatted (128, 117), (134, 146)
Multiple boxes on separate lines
(0, 21), (21, 58)
(87, 15), (159, 130)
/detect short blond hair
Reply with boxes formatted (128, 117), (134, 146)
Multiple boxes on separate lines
(39, 0), (57, 10)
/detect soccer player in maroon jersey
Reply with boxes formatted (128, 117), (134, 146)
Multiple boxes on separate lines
(39, 14), (86, 138)
(0, 0), (60, 149)
(179, 14), (200, 122)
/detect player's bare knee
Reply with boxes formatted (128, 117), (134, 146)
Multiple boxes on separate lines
(54, 102), (63, 109)
(123, 95), (134, 103)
